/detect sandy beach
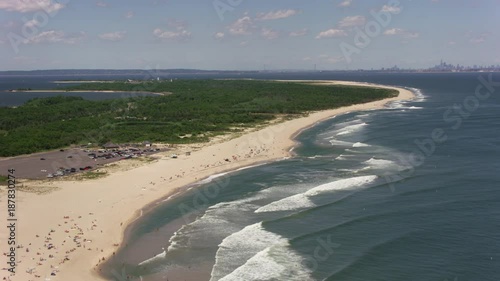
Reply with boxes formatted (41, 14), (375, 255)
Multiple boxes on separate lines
(0, 81), (414, 281)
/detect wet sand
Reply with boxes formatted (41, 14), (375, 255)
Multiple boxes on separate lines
(0, 81), (414, 281)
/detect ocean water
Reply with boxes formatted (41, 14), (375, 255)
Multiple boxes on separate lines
(101, 72), (500, 281)
(2, 72), (499, 280)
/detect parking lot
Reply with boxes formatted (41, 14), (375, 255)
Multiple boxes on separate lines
(0, 147), (165, 179)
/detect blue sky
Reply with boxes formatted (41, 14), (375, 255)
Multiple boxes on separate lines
(0, 0), (499, 70)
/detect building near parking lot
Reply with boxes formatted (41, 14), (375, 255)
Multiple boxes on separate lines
(103, 142), (120, 149)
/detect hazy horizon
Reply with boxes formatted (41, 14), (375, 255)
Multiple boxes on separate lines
(1, 0), (499, 71)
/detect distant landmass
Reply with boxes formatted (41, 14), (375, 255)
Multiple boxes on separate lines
(0, 69), (260, 76)
(1, 62), (499, 76)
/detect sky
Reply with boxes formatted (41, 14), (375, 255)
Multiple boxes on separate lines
(0, 0), (499, 71)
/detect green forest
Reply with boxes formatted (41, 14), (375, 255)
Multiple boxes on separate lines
(0, 80), (397, 156)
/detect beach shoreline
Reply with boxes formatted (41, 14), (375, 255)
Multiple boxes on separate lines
(0, 80), (415, 281)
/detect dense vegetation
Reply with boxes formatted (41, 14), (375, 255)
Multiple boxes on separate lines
(0, 80), (397, 156)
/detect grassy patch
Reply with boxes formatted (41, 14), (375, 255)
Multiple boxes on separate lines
(0, 175), (7, 186)
(17, 185), (60, 194)
(74, 171), (108, 180)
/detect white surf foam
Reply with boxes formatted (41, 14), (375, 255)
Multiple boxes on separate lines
(305, 175), (378, 196)
(197, 172), (230, 185)
(210, 222), (288, 281)
(356, 113), (370, 118)
(218, 242), (312, 281)
(166, 196), (264, 253)
(409, 87), (426, 102)
(255, 193), (316, 213)
(335, 155), (346, 160)
(138, 248), (166, 266)
(255, 175), (378, 213)
(194, 163), (267, 185)
(363, 157), (398, 170)
(352, 142), (371, 147)
(329, 139), (354, 146)
(335, 123), (367, 136)
(387, 87), (425, 109)
(307, 155), (328, 159)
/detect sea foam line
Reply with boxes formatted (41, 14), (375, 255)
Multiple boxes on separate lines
(255, 175), (378, 213)
(210, 222), (312, 281)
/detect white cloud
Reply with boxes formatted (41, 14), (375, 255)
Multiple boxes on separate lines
(326, 56), (344, 64)
(167, 19), (189, 31)
(381, 5), (401, 14)
(153, 28), (191, 40)
(24, 19), (40, 28)
(96, 1), (109, 8)
(256, 9), (299, 21)
(315, 29), (347, 39)
(25, 30), (86, 44)
(384, 28), (419, 38)
(0, 0), (65, 13)
(99, 31), (126, 41)
(469, 33), (488, 44)
(338, 15), (366, 27)
(261, 27), (279, 40)
(338, 0), (353, 7)
(153, 19), (191, 41)
(289, 28), (308, 37)
(228, 16), (254, 35)
(125, 11), (134, 19)
(214, 32), (225, 39)
(470, 37), (485, 44)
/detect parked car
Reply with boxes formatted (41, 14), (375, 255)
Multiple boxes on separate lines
(40, 158), (46, 160)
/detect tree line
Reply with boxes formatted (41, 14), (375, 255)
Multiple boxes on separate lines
(0, 80), (397, 156)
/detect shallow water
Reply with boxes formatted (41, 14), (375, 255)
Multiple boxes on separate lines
(104, 72), (500, 281)
(5, 72), (499, 281)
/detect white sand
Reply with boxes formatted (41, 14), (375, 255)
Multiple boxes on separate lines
(0, 81), (414, 281)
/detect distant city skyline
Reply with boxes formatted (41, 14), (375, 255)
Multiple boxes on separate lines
(0, 0), (499, 71)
